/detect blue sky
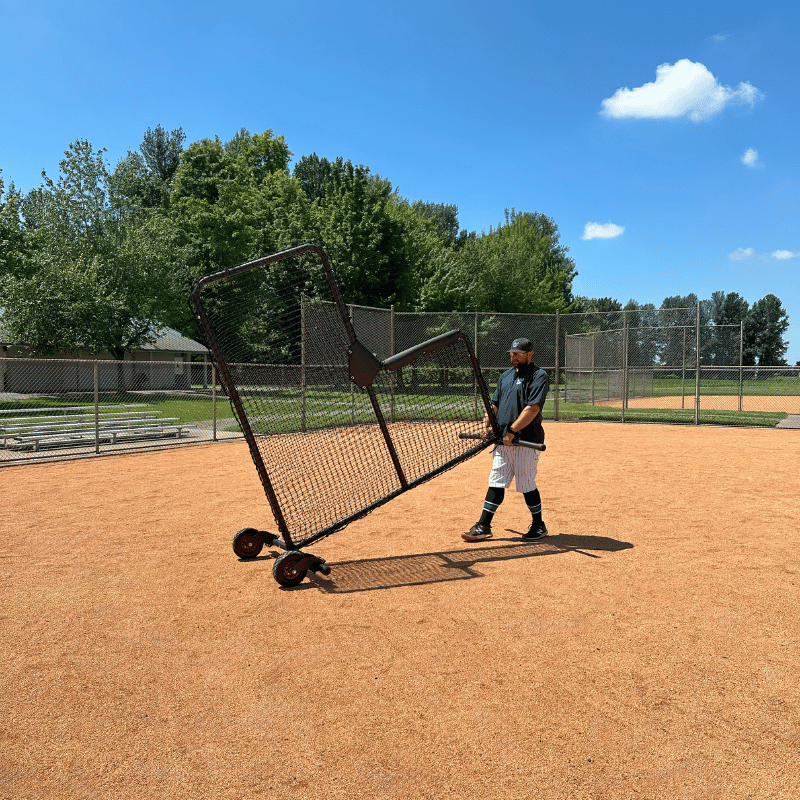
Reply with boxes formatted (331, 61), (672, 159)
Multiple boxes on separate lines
(2, 0), (798, 362)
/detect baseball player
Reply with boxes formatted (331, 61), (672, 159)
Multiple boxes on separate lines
(462, 337), (549, 542)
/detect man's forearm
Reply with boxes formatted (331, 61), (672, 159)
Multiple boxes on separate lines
(509, 404), (541, 433)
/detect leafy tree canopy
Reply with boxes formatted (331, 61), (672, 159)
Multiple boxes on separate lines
(1, 139), (176, 358)
(420, 208), (577, 314)
(110, 125), (185, 210)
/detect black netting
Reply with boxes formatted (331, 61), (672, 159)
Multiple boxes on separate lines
(191, 246), (491, 547)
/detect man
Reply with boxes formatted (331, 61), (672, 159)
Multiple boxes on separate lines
(462, 337), (549, 543)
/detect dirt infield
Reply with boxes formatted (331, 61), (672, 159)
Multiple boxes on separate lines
(2, 423), (799, 799)
(599, 394), (800, 413)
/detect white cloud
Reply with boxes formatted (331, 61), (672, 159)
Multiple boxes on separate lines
(582, 222), (625, 240)
(728, 247), (798, 261)
(600, 59), (763, 122)
(741, 148), (760, 167)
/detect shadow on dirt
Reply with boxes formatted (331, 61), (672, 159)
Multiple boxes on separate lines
(292, 533), (633, 593)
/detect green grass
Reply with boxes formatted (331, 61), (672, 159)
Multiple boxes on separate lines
(1, 383), (793, 432)
(650, 376), (800, 397)
(0, 394), (219, 424)
(549, 401), (786, 427)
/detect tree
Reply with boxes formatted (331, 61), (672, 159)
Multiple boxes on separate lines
(110, 125), (185, 210)
(419, 209), (577, 314)
(577, 297), (623, 314)
(747, 294), (789, 366)
(410, 201), (460, 246)
(1, 140), (176, 367)
(708, 291), (749, 366)
(312, 162), (414, 308)
(0, 173), (26, 279)
(572, 297), (624, 337)
(292, 153), (348, 203)
(164, 129), (314, 344)
(657, 294), (704, 368)
(623, 300), (659, 367)
(709, 291), (749, 327)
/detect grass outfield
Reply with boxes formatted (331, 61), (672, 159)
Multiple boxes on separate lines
(552, 401), (787, 427)
(566, 375), (800, 399)
(1, 381), (796, 432)
(651, 375), (800, 397)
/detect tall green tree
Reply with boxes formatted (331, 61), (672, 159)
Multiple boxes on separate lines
(410, 201), (460, 247)
(419, 209), (577, 314)
(1, 140), (175, 360)
(0, 173), (26, 279)
(165, 129), (314, 344)
(708, 291), (750, 365)
(658, 294), (704, 367)
(623, 299), (659, 366)
(110, 125), (185, 210)
(571, 298), (624, 339)
(167, 129), (308, 281)
(292, 153), (350, 203)
(312, 162), (414, 308)
(747, 294), (789, 366)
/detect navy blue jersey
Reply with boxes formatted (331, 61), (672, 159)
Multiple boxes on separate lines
(491, 362), (549, 443)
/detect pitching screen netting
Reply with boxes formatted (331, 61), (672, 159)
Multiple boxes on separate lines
(191, 246), (489, 547)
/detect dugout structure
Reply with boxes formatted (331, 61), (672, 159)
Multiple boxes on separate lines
(190, 243), (502, 586)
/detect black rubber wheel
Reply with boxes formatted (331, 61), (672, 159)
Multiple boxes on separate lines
(273, 551), (308, 587)
(232, 528), (264, 559)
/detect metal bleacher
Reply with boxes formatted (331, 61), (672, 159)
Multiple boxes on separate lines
(0, 405), (196, 452)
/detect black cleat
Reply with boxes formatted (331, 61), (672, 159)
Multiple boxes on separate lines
(523, 521), (548, 541)
(462, 523), (493, 542)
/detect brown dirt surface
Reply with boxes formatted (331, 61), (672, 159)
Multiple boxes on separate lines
(2, 422), (799, 800)
(600, 394), (800, 412)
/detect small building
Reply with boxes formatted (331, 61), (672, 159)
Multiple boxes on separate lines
(0, 322), (209, 394)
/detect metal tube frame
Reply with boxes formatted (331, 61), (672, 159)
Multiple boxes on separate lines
(190, 243), (498, 552)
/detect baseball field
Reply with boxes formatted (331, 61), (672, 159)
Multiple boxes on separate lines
(2, 422), (799, 799)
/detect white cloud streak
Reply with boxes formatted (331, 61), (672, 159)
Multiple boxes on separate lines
(582, 222), (625, 240)
(601, 59), (763, 122)
(741, 148), (760, 167)
(728, 247), (798, 261)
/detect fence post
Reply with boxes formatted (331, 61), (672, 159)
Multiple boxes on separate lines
(349, 304), (355, 424)
(553, 310), (560, 421)
(212, 364), (217, 441)
(681, 327), (686, 410)
(474, 311), (479, 420)
(94, 361), (100, 454)
(591, 334), (595, 406)
(738, 321), (744, 412)
(621, 322), (628, 423)
(390, 304), (396, 424)
(695, 304), (701, 425)
(301, 295), (307, 433)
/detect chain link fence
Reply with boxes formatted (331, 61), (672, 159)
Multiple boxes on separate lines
(311, 300), (800, 430)
(0, 357), (239, 465)
(3, 304), (798, 465)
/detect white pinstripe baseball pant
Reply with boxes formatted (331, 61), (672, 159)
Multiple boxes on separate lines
(488, 444), (540, 493)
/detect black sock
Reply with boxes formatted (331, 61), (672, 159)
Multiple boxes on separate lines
(479, 487), (505, 526)
(523, 488), (542, 524)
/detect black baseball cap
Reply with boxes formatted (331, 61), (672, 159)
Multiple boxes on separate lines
(509, 338), (533, 353)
